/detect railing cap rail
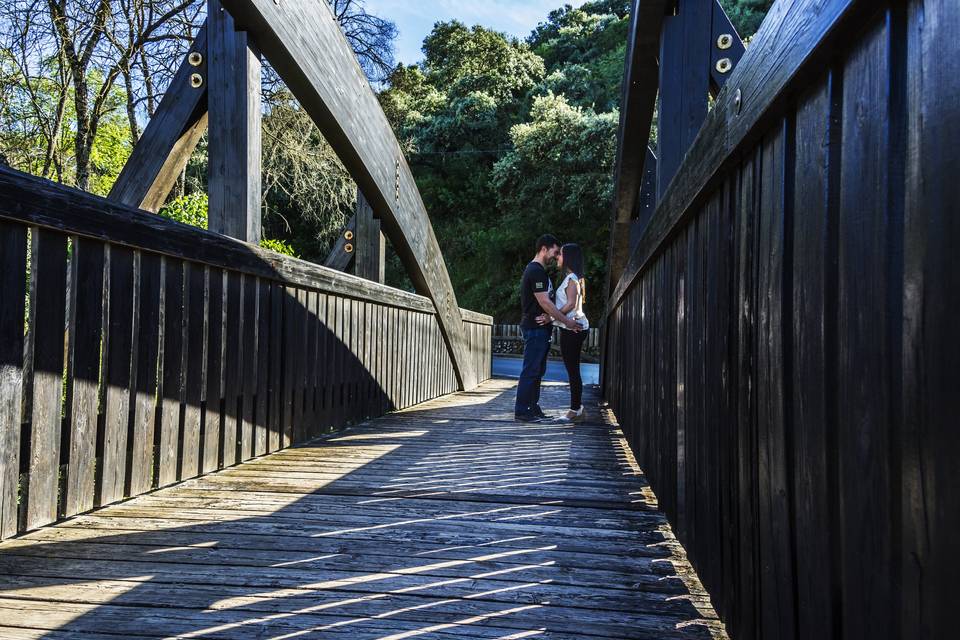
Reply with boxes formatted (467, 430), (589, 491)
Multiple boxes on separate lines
(461, 309), (494, 325)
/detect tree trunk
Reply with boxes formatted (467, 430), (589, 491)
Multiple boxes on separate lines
(123, 66), (141, 146)
(42, 64), (72, 180)
(72, 74), (92, 191)
(139, 47), (156, 117)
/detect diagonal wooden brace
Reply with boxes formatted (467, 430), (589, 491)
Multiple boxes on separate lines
(109, 24), (209, 212)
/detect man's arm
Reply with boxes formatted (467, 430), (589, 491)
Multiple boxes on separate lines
(535, 292), (578, 330)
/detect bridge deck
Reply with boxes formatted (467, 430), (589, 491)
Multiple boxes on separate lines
(0, 380), (724, 639)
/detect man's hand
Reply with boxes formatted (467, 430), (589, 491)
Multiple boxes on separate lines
(534, 291), (579, 330)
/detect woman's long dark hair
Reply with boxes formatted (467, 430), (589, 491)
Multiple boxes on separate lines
(561, 243), (586, 303)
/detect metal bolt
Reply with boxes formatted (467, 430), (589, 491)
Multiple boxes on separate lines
(344, 230), (354, 241)
(190, 73), (204, 88)
(716, 58), (733, 74)
(344, 243), (354, 254)
(734, 88), (742, 114)
(395, 160), (401, 202)
(717, 33), (734, 50)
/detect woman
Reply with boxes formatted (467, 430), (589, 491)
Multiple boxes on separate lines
(553, 243), (590, 422)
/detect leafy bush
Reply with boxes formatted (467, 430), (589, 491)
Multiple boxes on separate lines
(259, 237), (299, 257)
(158, 192), (208, 229)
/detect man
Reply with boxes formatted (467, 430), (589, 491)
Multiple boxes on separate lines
(515, 234), (580, 422)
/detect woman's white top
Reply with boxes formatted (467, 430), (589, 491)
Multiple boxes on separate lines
(553, 273), (590, 330)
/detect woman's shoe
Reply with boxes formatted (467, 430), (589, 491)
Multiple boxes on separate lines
(564, 407), (585, 423)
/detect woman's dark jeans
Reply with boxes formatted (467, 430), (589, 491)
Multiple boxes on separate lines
(560, 328), (588, 410)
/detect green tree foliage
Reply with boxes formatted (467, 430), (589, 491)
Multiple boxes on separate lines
(421, 22), (545, 103)
(0, 0), (392, 265)
(158, 192), (209, 228)
(259, 237), (299, 257)
(159, 191), (299, 258)
(488, 95), (618, 320)
(0, 52), (132, 194)
(719, 0), (774, 39)
(380, 3), (631, 320)
(260, 91), (357, 262)
(528, 1), (631, 112)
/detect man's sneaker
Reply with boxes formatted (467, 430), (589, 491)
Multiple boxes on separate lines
(532, 405), (549, 419)
(514, 413), (542, 423)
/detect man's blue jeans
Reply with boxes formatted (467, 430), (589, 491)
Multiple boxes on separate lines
(514, 326), (551, 416)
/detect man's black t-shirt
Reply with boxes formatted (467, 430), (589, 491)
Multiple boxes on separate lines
(519, 261), (553, 329)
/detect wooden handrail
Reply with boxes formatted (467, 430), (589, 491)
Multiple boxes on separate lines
(0, 166), (435, 313)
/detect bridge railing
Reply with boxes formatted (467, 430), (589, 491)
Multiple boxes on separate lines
(0, 166), (492, 541)
(604, 1), (957, 637)
(492, 324), (602, 361)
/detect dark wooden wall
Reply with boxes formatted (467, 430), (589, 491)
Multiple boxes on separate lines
(0, 166), (492, 542)
(603, 1), (958, 638)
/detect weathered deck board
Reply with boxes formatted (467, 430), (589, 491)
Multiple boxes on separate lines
(0, 379), (725, 639)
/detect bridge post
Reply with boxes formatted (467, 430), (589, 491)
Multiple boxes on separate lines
(354, 190), (386, 284)
(656, 0), (713, 199)
(208, 0), (262, 243)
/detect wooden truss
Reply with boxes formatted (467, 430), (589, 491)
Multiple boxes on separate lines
(107, 0), (478, 389)
(605, 0), (745, 297)
(325, 191), (385, 285)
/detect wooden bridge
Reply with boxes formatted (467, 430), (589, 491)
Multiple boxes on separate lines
(0, 0), (957, 639)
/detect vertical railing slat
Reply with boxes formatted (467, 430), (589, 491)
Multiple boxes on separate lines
(240, 273), (258, 459)
(25, 229), (68, 529)
(254, 278), (270, 455)
(157, 258), (184, 488)
(127, 252), (161, 497)
(202, 268), (224, 473)
(99, 244), (135, 507)
(62, 237), (104, 518)
(267, 282), (283, 453)
(0, 222), (28, 539)
(222, 272), (243, 464)
(180, 262), (206, 479)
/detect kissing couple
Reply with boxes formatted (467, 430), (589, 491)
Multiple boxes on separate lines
(513, 234), (590, 424)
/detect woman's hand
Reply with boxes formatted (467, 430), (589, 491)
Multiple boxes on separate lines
(535, 314), (551, 326)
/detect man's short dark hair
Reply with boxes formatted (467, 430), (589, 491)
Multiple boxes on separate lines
(535, 234), (560, 253)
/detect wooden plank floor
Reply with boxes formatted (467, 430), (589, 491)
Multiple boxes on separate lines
(0, 379), (726, 639)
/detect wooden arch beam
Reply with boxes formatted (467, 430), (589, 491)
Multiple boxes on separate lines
(221, 0), (477, 389)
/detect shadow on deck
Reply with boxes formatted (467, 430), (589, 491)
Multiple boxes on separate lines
(0, 380), (725, 639)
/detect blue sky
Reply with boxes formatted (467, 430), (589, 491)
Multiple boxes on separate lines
(364, 0), (589, 66)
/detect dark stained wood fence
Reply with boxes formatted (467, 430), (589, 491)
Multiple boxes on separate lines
(603, 1), (958, 638)
(0, 166), (491, 542)
(493, 324), (602, 360)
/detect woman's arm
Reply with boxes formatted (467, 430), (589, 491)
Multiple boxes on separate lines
(558, 279), (578, 314)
